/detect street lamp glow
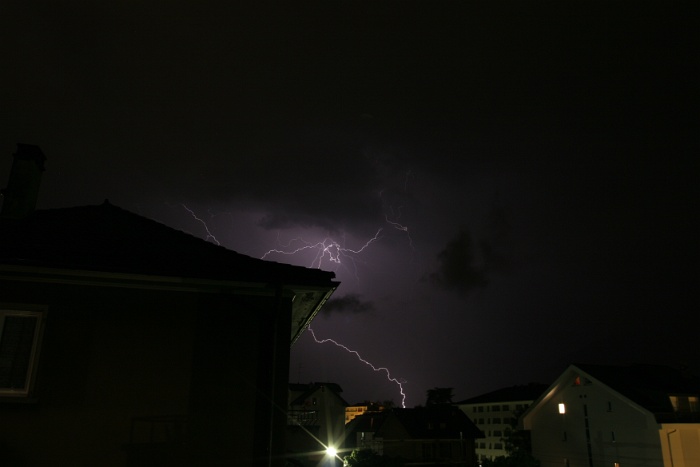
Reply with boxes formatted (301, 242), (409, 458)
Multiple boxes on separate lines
(326, 446), (337, 457)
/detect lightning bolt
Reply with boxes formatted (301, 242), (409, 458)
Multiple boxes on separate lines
(181, 204), (221, 246)
(385, 212), (414, 251)
(260, 229), (384, 286)
(307, 326), (407, 408)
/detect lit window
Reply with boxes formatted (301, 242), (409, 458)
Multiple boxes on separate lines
(670, 395), (700, 412)
(558, 403), (566, 414)
(0, 307), (45, 397)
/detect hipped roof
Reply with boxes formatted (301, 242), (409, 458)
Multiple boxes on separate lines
(0, 200), (336, 285)
(0, 201), (338, 344)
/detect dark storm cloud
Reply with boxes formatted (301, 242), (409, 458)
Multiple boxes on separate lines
(428, 228), (489, 295)
(321, 294), (375, 315)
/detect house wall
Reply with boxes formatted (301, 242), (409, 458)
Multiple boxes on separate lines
(659, 423), (700, 467)
(0, 279), (294, 467)
(0, 281), (196, 466)
(527, 376), (663, 467)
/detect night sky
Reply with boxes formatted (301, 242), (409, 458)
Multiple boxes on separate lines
(2, 1), (697, 407)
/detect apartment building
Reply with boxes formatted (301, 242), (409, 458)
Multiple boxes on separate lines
(456, 383), (548, 463)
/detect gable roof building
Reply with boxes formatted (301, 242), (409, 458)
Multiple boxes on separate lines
(346, 405), (484, 466)
(0, 145), (338, 466)
(287, 382), (348, 465)
(522, 363), (700, 467)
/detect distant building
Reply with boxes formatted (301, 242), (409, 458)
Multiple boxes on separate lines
(287, 382), (347, 466)
(522, 364), (700, 467)
(345, 401), (387, 425)
(455, 383), (548, 463)
(0, 145), (339, 466)
(345, 405), (483, 466)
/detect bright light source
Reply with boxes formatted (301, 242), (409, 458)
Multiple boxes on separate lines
(326, 446), (337, 457)
(558, 403), (566, 414)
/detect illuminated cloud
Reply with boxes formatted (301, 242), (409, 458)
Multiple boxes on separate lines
(321, 293), (375, 315)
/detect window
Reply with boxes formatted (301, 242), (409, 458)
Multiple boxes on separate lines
(502, 404), (509, 411)
(0, 307), (45, 397)
(493, 417), (501, 424)
(494, 443), (503, 450)
(558, 403), (566, 414)
(422, 443), (435, 459)
(493, 430), (502, 437)
(670, 395), (700, 413)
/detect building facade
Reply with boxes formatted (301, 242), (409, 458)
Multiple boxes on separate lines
(346, 405), (483, 466)
(286, 382), (347, 466)
(522, 364), (700, 467)
(0, 145), (339, 466)
(455, 383), (547, 463)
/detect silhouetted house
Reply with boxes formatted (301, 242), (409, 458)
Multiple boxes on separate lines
(286, 382), (347, 465)
(455, 383), (548, 463)
(345, 401), (387, 425)
(0, 145), (338, 466)
(346, 405), (483, 466)
(522, 364), (700, 467)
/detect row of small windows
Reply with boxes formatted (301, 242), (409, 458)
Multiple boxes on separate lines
(558, 396), (699, 415)
(471, 403), (529, 413)
(473, 417), (516, 425)
(476, 442), (504, 450)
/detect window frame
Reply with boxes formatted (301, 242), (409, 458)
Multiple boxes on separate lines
(0, 304), (47, 399)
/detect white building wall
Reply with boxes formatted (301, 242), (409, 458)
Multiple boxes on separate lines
(659, 423), (700, 467)
(526, 371), (664, 467)
(459, 399), (533, 463)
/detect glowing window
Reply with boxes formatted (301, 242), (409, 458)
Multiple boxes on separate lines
(670, 395), (700, 412)
(558, 403), (566, 414)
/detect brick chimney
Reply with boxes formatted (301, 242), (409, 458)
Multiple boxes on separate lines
(1, 144), (46, 219)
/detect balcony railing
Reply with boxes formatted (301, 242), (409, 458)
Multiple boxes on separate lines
(287, 409), (319, 427)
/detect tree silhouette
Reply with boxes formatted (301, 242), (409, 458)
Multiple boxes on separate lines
(425, 387), (454, 406)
